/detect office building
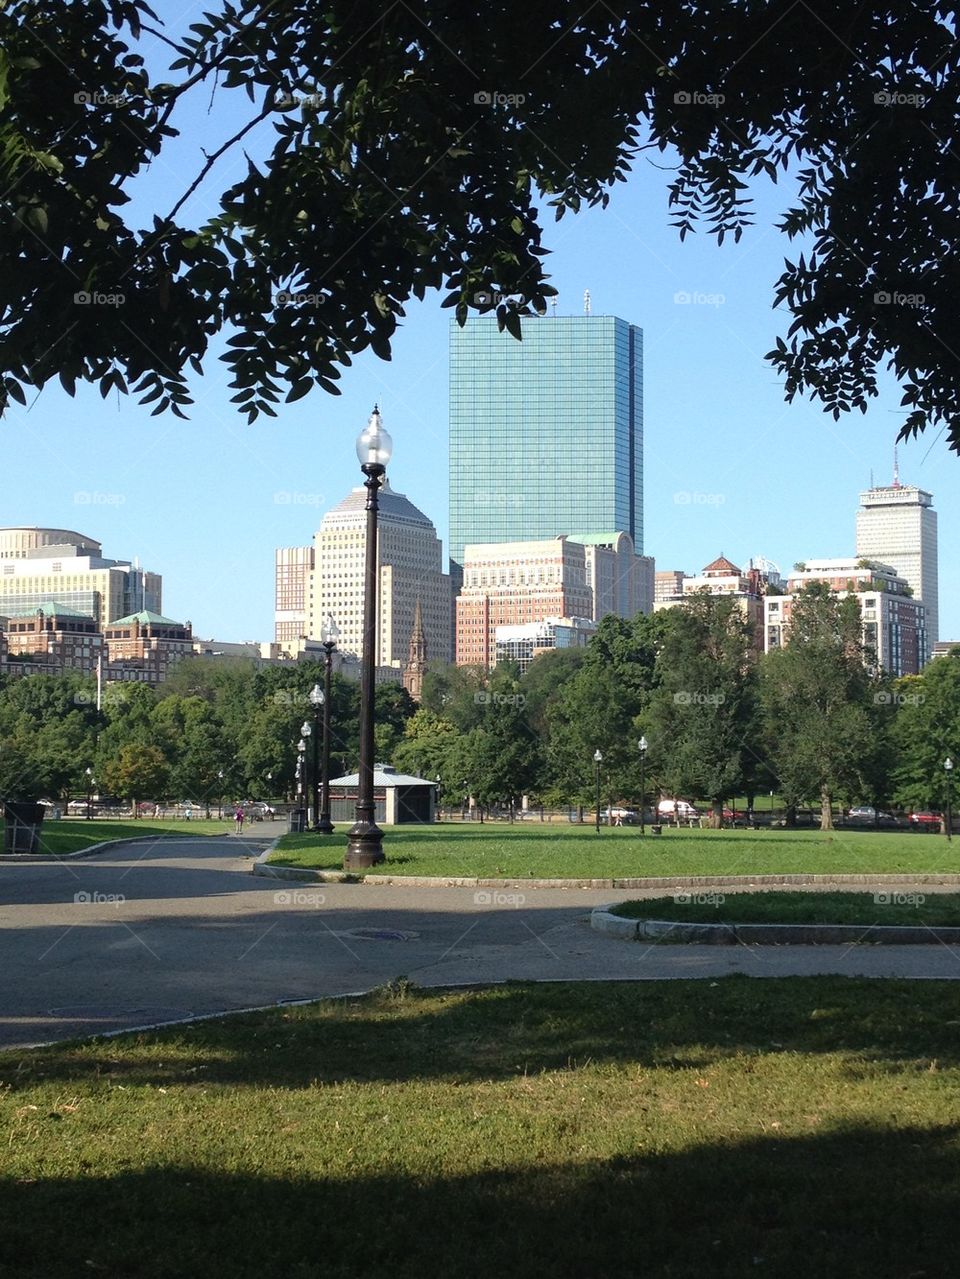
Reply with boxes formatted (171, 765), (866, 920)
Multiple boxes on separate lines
(653, 555), (780, 652)
(764, 558), (926, 676)
(569, 532), (654, 618)
(2, 604), (105, 673)
(0, 527), (161, 626)
(456, 537), (594, 668)
(494, 617), (597, 673)
(655, 570), (688, 604)
(274, 546), (314, 646)
(449, 314), (644, 578)
(307, 483), (451, 672)
(855, 481), (937, 660)
(103, 612), (195, 684)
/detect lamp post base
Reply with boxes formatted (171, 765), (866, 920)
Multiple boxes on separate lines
(316, 818), (335, 836)
(345, 821), (385, 869)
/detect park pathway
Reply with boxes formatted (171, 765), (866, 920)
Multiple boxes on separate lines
(2, 834), (959, 1050)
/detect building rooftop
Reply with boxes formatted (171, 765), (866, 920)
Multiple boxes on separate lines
(109, 610), (184, 627)
(330, 765), (436, 788)
(702, 555), (742, 575)
(323, 483), (435, 529)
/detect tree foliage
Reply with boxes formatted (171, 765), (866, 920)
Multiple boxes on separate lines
(1, 2), (958, 445)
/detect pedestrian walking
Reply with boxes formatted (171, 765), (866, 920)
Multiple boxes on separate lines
(234, 806), (245, 833)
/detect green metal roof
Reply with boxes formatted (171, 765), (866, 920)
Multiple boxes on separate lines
(108, 610), (183, 626)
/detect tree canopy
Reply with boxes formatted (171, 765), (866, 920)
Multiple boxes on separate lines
(1, 1), (958, 446)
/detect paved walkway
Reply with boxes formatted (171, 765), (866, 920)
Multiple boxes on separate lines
(2, 836), (959, 1050)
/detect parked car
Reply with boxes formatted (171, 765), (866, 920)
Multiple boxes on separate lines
(909, 810), (942, 828)
(658, 799), (699, 821)
(847, 805), (896, 822)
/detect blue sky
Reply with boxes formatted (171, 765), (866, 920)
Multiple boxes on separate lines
(4, 26), (956, 644)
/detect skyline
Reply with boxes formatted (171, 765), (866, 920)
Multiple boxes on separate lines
(2, 154), (956, 643)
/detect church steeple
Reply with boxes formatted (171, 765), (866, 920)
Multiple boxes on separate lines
(403, 597), (427, 701)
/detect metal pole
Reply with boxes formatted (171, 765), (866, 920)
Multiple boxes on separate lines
(318, 643), (335, 834)
(640, 752), (645, 836)
(345, 461), (386, 868)
(595, 759), (601, 834)
(311, 703), (320, 830)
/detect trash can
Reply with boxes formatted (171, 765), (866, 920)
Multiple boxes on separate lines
(288, 808), (307, 834)
(3, 802), (46, 854)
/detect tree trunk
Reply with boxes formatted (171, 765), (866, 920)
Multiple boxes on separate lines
(709, 799), (722, 830)
(785, 804), (797, 828)
(820, 789), (833, 831)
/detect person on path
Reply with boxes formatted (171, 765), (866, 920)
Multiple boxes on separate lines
(234, 806), (245, 834)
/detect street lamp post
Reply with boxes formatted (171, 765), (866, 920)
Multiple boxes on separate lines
(346, 407), (392, 870)
(316, 616), (339, 835)
(299, 720), (312, 828)
(435, 774), (442, 821)
(308, 687), (323, 831)
(216, 768), (223, 820)
(594, 749), (603, 834)
(85, 767), (94, 820)
(946, 757), (954, 841)
(638, 736), (648, 836)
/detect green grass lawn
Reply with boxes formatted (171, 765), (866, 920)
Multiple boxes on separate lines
(611, 890), (960, 926)
(272, 822), (958, 878)
(3, 979), (960, 1277)
(0, 816), (240, 855)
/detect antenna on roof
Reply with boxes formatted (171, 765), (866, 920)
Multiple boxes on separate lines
(583, 289), (591, 315)
(893, 441), (901, 488)
(550, 296), (558, 316)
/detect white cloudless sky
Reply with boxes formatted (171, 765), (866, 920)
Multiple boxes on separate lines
(3, 19), (955, 642)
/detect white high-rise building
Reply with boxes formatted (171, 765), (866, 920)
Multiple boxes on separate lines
(855, 482), (937, 661)
(0, 527), (161, 625)
(307, 483), (451, 670)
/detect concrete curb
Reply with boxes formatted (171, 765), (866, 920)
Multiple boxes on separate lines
(255, 863), (960, 890)
(591, 905), (960, 945)
(2, 832), (273, 865)
(0, 835), (216, 863)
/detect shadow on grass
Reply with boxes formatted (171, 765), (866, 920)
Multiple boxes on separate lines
(2, 1122), (958, 1277)
(12, 978), (960, 1091)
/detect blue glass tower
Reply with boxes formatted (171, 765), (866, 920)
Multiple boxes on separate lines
(449, 314), (643, 576)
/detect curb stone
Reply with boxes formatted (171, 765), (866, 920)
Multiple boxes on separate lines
(591, 905), (960, 945)
(255, 862), (960, 890)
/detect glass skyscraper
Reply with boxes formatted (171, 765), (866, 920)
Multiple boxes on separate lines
(448, 314), (644, 576)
